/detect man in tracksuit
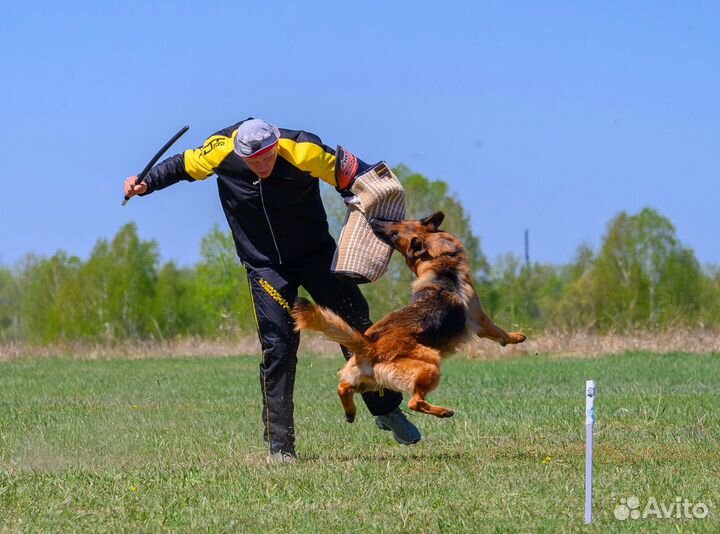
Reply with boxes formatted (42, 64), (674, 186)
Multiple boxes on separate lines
(123, 118), (421, 462)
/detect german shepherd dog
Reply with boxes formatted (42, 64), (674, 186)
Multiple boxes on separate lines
(292, 211), (526, 422)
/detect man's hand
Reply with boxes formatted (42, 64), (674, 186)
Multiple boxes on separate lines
(124, 176), (148, 198)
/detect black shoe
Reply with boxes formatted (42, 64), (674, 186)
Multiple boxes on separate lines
(375, 408), (422, 445)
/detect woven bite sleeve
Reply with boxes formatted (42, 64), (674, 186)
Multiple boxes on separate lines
(331, 163), (406, 283)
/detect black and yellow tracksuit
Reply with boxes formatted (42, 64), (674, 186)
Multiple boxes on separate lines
(143, 119), (401, 454)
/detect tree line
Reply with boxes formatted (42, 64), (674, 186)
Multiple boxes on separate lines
(1, 165), (718, 345)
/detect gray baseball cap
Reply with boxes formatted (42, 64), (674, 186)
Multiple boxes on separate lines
(233, 119), (281, 158)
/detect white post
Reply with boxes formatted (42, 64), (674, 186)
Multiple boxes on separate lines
(585, 379), (595, 524)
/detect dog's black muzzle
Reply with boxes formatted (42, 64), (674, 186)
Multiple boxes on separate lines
(369, 217), (397, 246)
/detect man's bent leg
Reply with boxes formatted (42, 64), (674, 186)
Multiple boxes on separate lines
(246, 267), (300, 456)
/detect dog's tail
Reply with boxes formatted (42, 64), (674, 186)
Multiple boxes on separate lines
(292, 297), (371, 358)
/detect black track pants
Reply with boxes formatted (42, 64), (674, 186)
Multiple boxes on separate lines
(245, 246), (402, 454)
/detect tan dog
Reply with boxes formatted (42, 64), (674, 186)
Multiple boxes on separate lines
(292, 211), (526, 422)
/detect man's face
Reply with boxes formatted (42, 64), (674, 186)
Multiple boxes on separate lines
(244, 146), (279, 179)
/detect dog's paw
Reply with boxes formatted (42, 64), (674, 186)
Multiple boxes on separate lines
(507, 332), (527, 344)
(438, 408), (455, 418)
(345, 412), (356, 423)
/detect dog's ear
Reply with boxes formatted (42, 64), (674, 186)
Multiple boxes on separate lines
(431, 237), (460, 257)
(420, 211), (445, 231)
(410, 236), (427, 258)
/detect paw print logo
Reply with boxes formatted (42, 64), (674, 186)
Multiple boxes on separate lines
(614, 496), (641, 520)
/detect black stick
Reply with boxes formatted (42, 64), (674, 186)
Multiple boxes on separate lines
(122, 125), (190, 206)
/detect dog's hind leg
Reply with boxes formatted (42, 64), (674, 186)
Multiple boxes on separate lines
(404, 361), (455, 418)
(409, 390), (455, 418)
(338, 381), (357, 423)
(468, 295), (526, 346)
(338, 358), (371, 423)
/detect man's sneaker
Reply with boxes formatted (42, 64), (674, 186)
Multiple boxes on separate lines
(375, 408), (421, 445)
(267, 450), (297, 464)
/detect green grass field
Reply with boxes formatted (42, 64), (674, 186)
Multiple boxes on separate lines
(1, 351), (718, 532)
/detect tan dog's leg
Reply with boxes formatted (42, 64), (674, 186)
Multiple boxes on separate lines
(409, 391), (455, 418)
(399, 359), (455, 418)
(468, 295), (526, 346)
(338, 381), (357, 423)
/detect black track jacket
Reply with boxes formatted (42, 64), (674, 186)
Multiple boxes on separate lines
(142, 119), (368, 267)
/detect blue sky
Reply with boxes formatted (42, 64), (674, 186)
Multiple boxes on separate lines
(1, 1), (718, 268)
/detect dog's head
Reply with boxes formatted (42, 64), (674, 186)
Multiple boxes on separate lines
(370, 211), (464, 274)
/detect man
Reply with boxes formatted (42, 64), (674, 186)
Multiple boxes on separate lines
(123, 118), (421, 462)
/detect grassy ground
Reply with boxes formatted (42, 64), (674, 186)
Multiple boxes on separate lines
(1, 351), (718, 533)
